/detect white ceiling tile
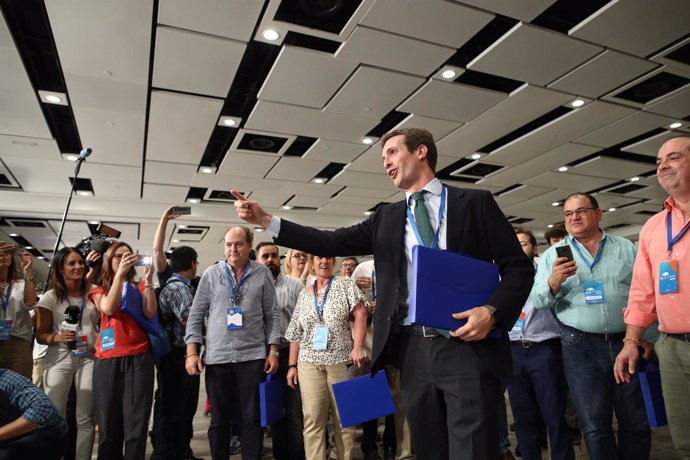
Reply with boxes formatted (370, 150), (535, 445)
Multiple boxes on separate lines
(324, 66), (424, 120)
(338, 187), (397, 199)
(621, 131), (680, 157)
(394, 114), (462, 141)
(437, 84), (573, 158)
(265, 157), (329, 182)
(246, 100), (375, 143)
(142, 183), (189, 203)
(217, 152), (278, 179)
(147, 91), (223, 164)
(3, 157), (72, 193)
(72, 107), (145, 167)
(329, 170), (397, 191)
(158, 0), (263, 41)
(644, 87), (690, 120)
(524, 171), (614, 191)
(362, 0), (493, 48)
(65, 73), (147, 114)
(319, 202), (373, 216)
(549, 50), (659, 98)
(494, 184), (555, 207)
(153, 26), (244, 98)
(258, 46), (355, 109)
(331, 194), (382, 207)
(347, 146), (385, 173)
(81, 163), (141, 183)
(570, 0), (690, 57)
(571, 157), (654, 180)
(304, 139), (369, 163)
(469, 23), (601, 86)
(289, 195), (330, 208)
(594, 193), (648, 209)
(278, 182), (343, 198)
(454, 0), (557, 22)
(336, 26), (455, 77)
(144, 161), (197, 185)
(574, 111), (674, 148)
(94, 178), (141, 199)
(398, 80), (506, 122)
(0, 136), (60, 160)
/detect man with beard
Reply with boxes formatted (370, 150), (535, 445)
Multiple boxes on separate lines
(256, 242), (305, 460)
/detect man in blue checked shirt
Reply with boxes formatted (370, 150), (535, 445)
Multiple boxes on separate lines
(531, 193), (657, 460)
(0, 368), (68, 459)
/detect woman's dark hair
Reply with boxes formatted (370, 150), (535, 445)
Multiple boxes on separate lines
(5, 252), (17, 286)
(98, 241), (136, 293)
(49, 247), (87, 302)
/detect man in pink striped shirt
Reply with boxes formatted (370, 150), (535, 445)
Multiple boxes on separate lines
(614, 135), (690, 458)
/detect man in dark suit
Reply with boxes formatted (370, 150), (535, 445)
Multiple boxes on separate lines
(232, 128), (534, 459)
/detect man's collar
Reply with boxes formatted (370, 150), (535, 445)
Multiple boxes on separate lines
(664, 196), (677, 211)
(405, 177), (442, 204)
(565, 228), (607, 246)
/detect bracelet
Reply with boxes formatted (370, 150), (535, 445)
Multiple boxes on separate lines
(269, 350), (280, 357)
(288, 364), (297, 369)
(623, 337), (640, 346)
(25, 275), (35, 282)
(185, 353), (198, 359)
(145, 284), (154, 289)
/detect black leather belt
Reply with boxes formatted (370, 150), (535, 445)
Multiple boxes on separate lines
(401, 324), (442, 339)
(512, 338), (560, 349)
(559, 322), (625, 342)
(667, 332), (690, 343)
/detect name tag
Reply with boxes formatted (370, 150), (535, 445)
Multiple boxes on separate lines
(0, 319), (13, 341)
(659, 260), (679, 294)
(73, 335), (88, 357)
(313, 326), (328, 351)
(510, 312), (526, 335)
(227, 307), (243, 330)
(583, 279), (605, 304)
(101, 328), (115, 351)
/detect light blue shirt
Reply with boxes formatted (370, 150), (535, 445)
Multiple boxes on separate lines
(509, 262), (560, 342)
(531, 231), (636, 334)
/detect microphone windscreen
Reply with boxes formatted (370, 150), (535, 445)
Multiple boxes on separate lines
(64, 305), (81, 324)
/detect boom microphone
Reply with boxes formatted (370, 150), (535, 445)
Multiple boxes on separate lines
(78, 148), (93, 160)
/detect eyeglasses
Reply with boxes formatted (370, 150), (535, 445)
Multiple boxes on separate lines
(563, 207), (597, 219)
(291, 254), (307, 259)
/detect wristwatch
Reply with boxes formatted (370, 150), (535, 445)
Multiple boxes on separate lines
(269, 350), (280, 357)
(484, 305), (498, 324)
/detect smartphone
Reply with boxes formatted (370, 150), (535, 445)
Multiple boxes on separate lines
(172, 206), (192, 215)
(97, 223), (121, 238)
(134, 254), (152, 266)
(555, 245), (574, 262)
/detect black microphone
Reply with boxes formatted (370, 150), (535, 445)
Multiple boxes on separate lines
(78, 148), (93, 160)
(62, 305), (81, 350)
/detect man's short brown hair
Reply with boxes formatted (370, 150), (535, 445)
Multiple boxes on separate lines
(514, 227), (537, 247)
(381, 128), (438, 172)
(544, 223), (567, 244)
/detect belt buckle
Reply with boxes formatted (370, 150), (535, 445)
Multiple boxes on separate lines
(421, 326), (438, 338)
(520, 340), (532, 349)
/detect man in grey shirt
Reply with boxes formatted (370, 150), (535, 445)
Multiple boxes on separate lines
(185, 226), (281, 460)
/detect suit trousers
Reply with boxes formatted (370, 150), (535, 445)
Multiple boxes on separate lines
(398, 333), (500, 460)
(271, 351), (305, 460)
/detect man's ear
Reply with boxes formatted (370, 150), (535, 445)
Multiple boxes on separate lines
(416, 144), (428, 162)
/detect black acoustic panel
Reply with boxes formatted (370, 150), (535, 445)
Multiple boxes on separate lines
(274, 0), (363, 34)
(283, 31), (340, 54)
(607, 183), (647, 194)
(480, 106), (572, 153)
(237, 133), (288, 153)
(444, 176), (480, 184)
(208, 190), (236, 201)
(367, 111), (410, 139)
(284, 136), (318, 157)
(291, 206), (318, 211)
(68, 177), (94, 193)
(185, 187), (207, 201)
(454, 69), (523, 93)
(177, 228), (204, 235)
(615, 72), (690, 104)
(510, 217), (533, 224)
(532, 0), (609, 34)
(666, 42), (690, 66)
(0, 218), (8, 226)
(436, 158), (473, 180)
(446, 15), (518, 68)
(0, 174), (11, 186)
(635, 210), (658, 216)
(495, 184), (524, 196)
(459, 163), (504, 178)
(315, 162), (346, 180)
(11, 220), (46, 228)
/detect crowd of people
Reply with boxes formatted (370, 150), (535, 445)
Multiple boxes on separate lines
(0, 130), (689, 460)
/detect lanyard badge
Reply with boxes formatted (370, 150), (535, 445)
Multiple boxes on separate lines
(571, 239), (607, 304)
(661, 212), (688, 294)
(224, 262), (249, 329)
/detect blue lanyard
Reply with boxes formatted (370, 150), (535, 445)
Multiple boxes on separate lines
(406, 186), (446, 249)
(371, 269), (376, 300)
(1, 284), (12, 318)
(223, 262), (250, 304)
(571, 237), (606, 274)
(313, 277), (334, 322)
(666, 211), (690, 258)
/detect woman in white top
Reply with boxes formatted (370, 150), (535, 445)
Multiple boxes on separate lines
(35, 247), (100, 460)
(0, 241), (38, 378)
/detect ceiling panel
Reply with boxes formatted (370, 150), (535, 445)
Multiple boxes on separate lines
(0, 135), (60, 160)
(319, 202), (374, 216)
(303, 139), (369, 163)
(454, 0), (556, 22)
(621, 131), (680, 157)
(157, 0), (263, 41)
(324, 66), (424, 120)
(494, 184), (555, 207)
(259, 46), (355, 108)
(549, 50), (659, 98)
(278, 182), (343, 198)
(218, 152), (278, 179)
(574, 111), (674, 148)
(289, 195), (330, 208)
(398, 80), (506, 123)
(146, 91), (223, 164)
(361, 0), (493, 48)
(94, 178), (141, 199)
(570, 156), (653, 180)
(336, 26), (455, 77)
(570, 0), (690, 57)
(393, 114), (462, 141)
(264, 157), (329, 182)
(153, 26), (245, 98)
(329, 170), (397, 191)
(142, 183), (189, 203)
(338, 187), (397, 199)
(524, 171), (614, 191)
(144, 161), (197, 185)
(644, 87), (690, 120)
(469, 23), (601, 86)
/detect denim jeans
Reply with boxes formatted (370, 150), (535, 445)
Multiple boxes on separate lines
(560, 326), (650, 460)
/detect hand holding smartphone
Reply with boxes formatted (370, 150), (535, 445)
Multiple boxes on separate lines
(555, 245), (573, 262)
(172, 206), (192, 216)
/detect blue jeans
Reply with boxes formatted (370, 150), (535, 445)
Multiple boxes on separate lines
(560, 326), (650, 460)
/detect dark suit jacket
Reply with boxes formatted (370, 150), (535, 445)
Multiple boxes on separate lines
(275, 186), (534, 384)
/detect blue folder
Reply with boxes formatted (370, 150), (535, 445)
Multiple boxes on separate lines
(332, 370), (396, 428)
(638, 363), (667, 427)
(409, 245), (501, 338)
(259, 373), (284, 427)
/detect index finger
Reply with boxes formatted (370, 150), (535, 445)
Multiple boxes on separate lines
(230, 190), (246, 201)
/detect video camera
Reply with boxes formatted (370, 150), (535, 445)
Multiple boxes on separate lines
(76, 223), (121, 267)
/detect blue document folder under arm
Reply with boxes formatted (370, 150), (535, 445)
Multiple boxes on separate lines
(332, 370), (396, 428)
(409, 245), (501, 337)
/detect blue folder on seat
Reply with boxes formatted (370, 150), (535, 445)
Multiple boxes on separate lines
(259, 374), (284, 427)
(332, 370), (395, 428)
(409, 245), (501, 338)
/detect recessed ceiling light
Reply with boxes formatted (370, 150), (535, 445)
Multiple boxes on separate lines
(364, 211), (373, 216)
(361, 138), (374, 145)
(670, 122), (682, 129)
(65, 154), (78, 162)
(46, 95), (62, 103)
(470, 153), (482, 160)
(38, 90), (68, 106)
(201, 167), (214, 174)
(282, 205), (292, 210)
(88, 220), (99, 225)
(37, 256), (45, 260)
(77, 191), (92, 196)
(609, 208), (616, 212)
(547, 224), (554, 228)
(263, 29), (280, 41)
(187, 198), (200, 204)
(441, 69), (456, 79)
(218, 116), (241, 128)
(178, 224), (186, 229)
(558, 166), (568, 172)
(571, 99), (585, 107)
(223, 119), (236, 127)
(313, 178), (325, 184)
(629, 176), (640, 182)
(9, 233), (18, 237)
(254, 228), (265, 233)
(552, 202), (560, 207)
(172, 239), (179, 243)
(24, 246), (33, 250)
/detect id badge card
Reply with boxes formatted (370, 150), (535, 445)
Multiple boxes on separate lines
(73, 335), (88, 357)
(313, 326), (328, 351)
(659, 260), (679, 294)
(583, 279), (605, 304)
(227, 307), (243, 330)
(0, 319), (13, 341)
(100, 328), (115, 351)
(510, 312), (526, 335)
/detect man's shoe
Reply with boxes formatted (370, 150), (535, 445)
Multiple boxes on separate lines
(228, 436), (242, 455)
(499, 450), (516, 460)
(382, 446), (395, 460)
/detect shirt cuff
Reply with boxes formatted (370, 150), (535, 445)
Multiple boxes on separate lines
(623, 306), (657, 329)
(268, 216), (281, 238)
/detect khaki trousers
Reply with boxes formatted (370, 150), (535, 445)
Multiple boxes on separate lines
(657, 334), (690, 459)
